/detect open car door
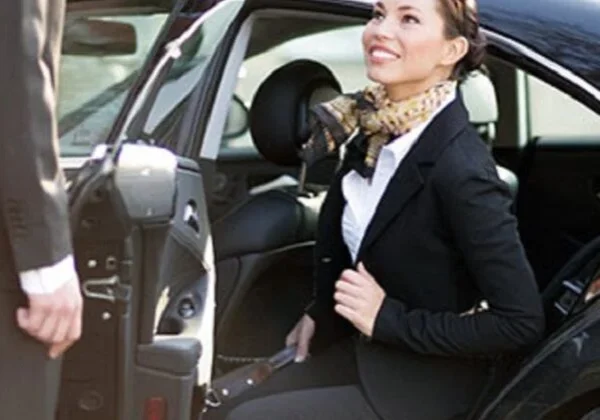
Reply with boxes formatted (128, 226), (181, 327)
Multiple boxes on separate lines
(57, 1), (244, 419)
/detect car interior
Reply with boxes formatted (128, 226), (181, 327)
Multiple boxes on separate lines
(211, 57), (523, 371)
(201, 14), (600, 418)
(57, 3), (600, 418)
(205, 17), (550, 376)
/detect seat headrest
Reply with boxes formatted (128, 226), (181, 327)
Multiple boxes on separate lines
(250, 60), (342, 166)
(460, 71), (498, 125)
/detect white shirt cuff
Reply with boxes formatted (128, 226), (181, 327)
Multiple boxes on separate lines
(19, 254), (78, 295)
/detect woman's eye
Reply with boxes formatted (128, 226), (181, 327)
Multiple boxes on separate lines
(401, 14), (420, 24)
(371, 10), (385, 21)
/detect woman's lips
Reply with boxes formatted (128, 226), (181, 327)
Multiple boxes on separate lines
(368, 46), (400, 64)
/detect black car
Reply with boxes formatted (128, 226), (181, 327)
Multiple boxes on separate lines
(59, 0), (600, 419)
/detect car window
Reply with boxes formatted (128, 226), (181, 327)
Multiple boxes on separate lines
(126, 0), (244, 152)
(58, 9), (169, 157)
(222, 24), (368, 152)
(525, 74), (600, 143)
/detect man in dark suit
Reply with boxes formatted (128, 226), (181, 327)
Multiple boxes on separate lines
(0, 1), (83, 418)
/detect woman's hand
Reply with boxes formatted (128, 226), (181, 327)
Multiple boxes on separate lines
(334, 262), (386, 337)
(286, 314), (315, 362)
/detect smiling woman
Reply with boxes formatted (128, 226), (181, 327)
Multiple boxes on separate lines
(206, 0), (544, 419)
(363, 0), (484, 98)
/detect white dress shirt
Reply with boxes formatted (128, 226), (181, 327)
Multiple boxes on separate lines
(19, 254), (78, 294)
(342, 91), (456, 263)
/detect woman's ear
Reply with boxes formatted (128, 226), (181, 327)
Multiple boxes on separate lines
(441, 36), (469, 67)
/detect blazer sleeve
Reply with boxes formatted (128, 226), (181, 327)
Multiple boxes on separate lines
(0, 0), (73, 274)
(371, 159), (545, 356)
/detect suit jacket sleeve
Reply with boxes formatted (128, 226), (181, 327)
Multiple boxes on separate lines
(0, 0), (73, 274)
(372, 159), (545, 356)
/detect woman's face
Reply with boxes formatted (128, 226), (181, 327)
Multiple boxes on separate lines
(362, 0), (464, 100)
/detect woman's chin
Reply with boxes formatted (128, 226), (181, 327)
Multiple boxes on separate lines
(366, 66), (402, 86)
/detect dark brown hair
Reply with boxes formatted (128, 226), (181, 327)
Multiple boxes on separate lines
(437, 0), (487, 81)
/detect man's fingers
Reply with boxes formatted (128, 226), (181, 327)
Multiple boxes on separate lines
(68, 304), (83, 342)
(16, 308), (29, 330)
(49, 340), (73, 360)
(36, 311), (60, 343)
(53, 308), (76, 345)
(22, 300), (49, 336)
(49, 308), (81, 359)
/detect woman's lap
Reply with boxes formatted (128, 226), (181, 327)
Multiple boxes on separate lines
(227, 385), (379, 420)
(204, 338), (363, 420)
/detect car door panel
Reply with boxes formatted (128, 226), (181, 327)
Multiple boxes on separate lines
(55, 1), (247, 417)
(154, 157), (216, 387)
(59, 144), (204, 420)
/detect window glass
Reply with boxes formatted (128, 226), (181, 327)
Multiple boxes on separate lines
(526, 75), (600, 142)
(129, 0), (244, 151)
(222, 24), (368, 151)
(58, 10), (168, 157)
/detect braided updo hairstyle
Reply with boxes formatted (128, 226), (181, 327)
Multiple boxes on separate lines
(438, 0), (487, 81)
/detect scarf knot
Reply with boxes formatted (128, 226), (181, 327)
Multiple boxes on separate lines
(300, 81), (456, 178)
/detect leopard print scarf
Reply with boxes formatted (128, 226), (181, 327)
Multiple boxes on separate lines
(300, 81), (457, 178)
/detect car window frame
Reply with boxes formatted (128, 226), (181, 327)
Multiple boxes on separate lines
(109, 0), (246, 160)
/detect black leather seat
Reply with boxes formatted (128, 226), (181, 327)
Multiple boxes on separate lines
(212, 60), (342, 354)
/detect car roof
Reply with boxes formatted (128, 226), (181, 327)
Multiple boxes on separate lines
(479, 0), (600, 93)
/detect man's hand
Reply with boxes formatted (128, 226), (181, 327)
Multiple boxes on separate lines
(334, 262), (385, 337)
(16, 276), (83, 359)
(286, 314), (315, 362)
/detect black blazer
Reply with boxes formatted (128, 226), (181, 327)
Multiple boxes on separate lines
(306, 96), (545, 419)
(0, 0), (72, 289)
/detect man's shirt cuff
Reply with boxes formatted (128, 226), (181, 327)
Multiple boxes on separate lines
(19, 254), (77, 294)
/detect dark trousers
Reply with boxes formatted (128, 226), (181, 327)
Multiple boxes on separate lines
(204, 339), (380, 420)
(0, 290), (62, 420)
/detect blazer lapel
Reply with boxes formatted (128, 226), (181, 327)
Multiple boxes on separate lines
(355, 96), (470, 262)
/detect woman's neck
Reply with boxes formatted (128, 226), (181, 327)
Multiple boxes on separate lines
(384, 75), (453, 102)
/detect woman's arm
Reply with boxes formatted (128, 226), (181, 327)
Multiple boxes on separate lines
(370, 161), (545, 356)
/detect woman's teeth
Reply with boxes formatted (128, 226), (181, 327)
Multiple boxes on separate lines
(371, 49), (398, 60)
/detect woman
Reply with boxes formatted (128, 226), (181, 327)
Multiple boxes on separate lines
(210, 0), (545, 418)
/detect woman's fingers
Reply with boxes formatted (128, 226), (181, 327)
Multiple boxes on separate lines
(334, 290), (362, 310)
(335, 278), (363, 297)
(334, 303), (357, 324)
(285, 322), (299, 347)
(294, 315), (315, 363)
(340, 269), (366, 285)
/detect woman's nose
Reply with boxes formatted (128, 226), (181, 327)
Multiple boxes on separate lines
(373, 15), (396, 40)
